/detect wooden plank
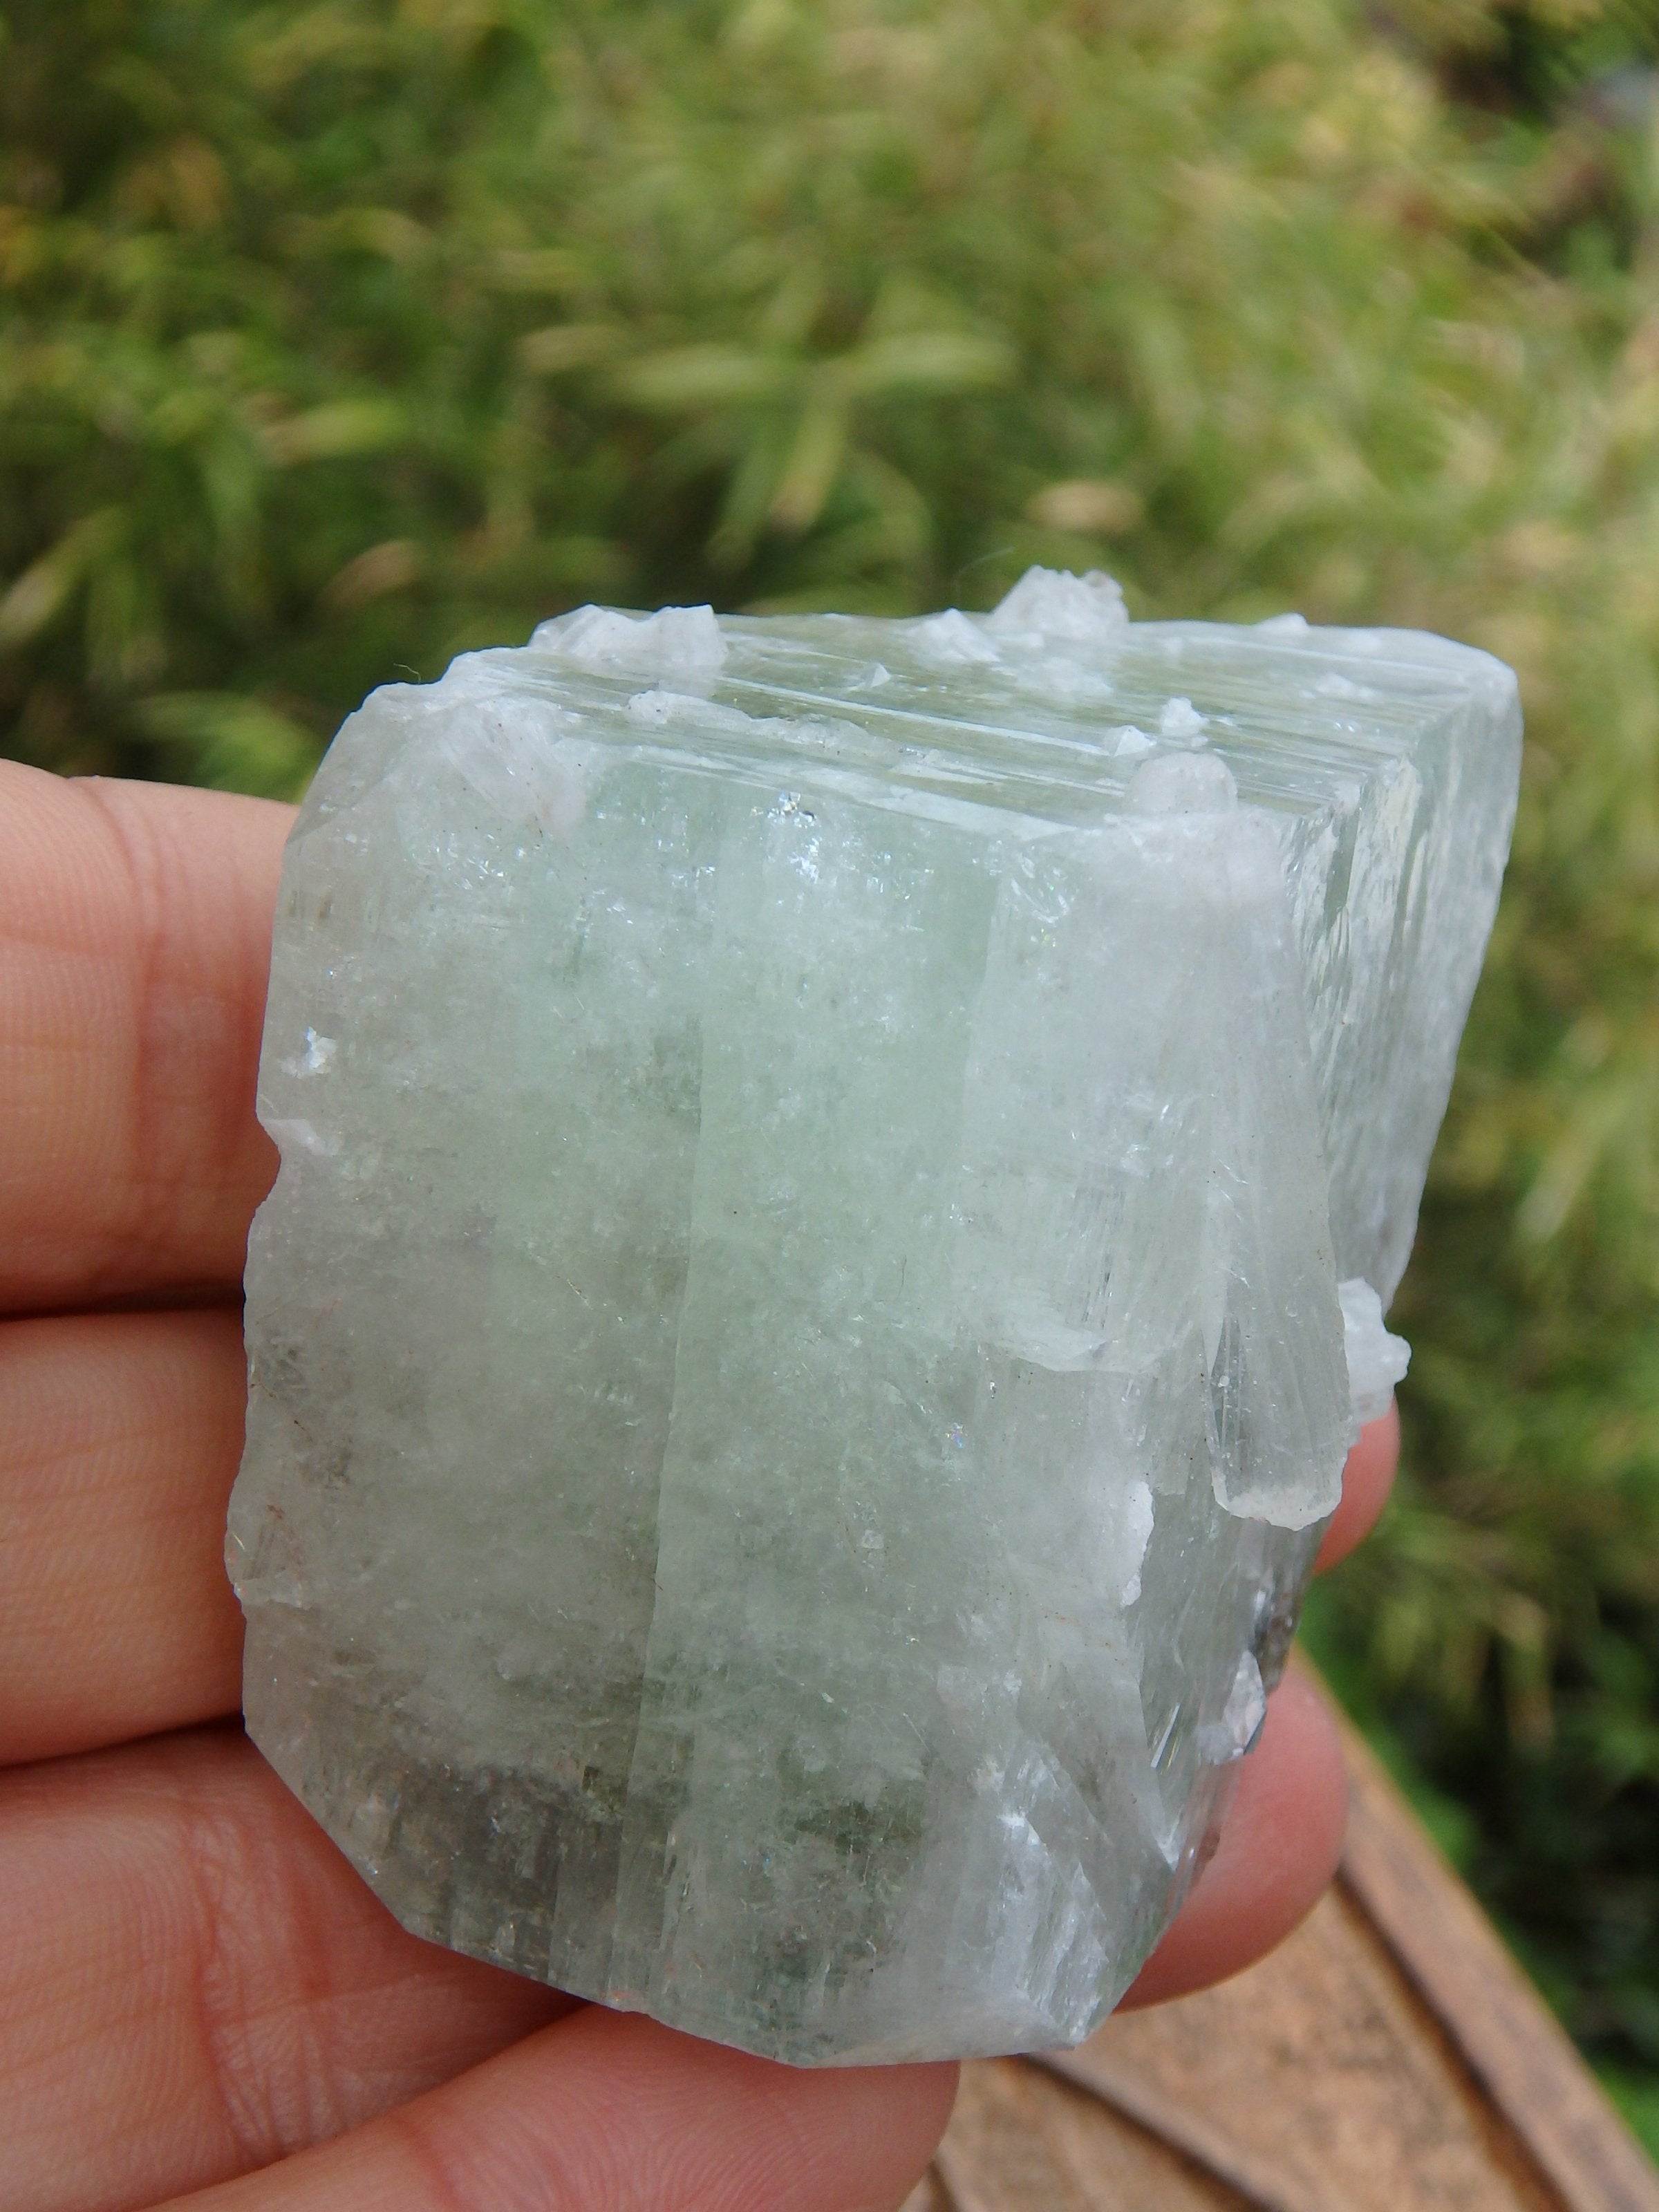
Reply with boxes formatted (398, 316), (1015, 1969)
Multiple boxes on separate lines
(1060, 1879), (1559, 2212)
(1332, 1696), (1659, 2212)
(1038, 2043), (1316, 2212)
(933, 2056), (1246, 2211)
(897, 2171), (954, 2212)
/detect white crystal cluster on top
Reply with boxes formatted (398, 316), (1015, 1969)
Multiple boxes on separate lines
(228, 570), (1519, 2065)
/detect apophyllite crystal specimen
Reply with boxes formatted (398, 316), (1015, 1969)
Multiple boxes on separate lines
(227, 570), (1519, 2064)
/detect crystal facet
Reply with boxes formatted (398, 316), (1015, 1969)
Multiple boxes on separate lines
(227, 571), (1518, 2063)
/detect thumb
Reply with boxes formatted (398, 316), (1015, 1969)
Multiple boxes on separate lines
(158, 2003), (957, 2212)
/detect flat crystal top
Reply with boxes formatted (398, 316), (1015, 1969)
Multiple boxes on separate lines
(412, 570), (1521, 834)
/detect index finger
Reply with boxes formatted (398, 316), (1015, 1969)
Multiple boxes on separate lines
(0, 762), (292, 1313)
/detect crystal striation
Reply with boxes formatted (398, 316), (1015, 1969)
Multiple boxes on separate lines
(227, 570), (1518, 2064)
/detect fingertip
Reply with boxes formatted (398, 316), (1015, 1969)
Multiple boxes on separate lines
(567, 2013), (959, 2212)
(1315, 1400), (1400, 1574)
(418, 2007), (958, 2212)
(0, 769), (295, 1312)
(1121, 1669), (1346, 2010)
(670, 2028), (961, 2212)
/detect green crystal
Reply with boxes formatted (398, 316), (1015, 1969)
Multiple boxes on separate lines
(227, 570), (1518, 2062)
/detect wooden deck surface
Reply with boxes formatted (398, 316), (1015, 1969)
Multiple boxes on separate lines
(903, 1686), (1658, 2212)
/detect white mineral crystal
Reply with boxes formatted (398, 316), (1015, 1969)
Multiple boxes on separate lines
(1339, 1278), (1412, 1432)
(227, 570), (1519, 2065)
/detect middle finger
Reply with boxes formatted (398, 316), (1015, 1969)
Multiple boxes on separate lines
(0, 1308), (247, 1767)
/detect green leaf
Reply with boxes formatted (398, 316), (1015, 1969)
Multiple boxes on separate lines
(837, 330), (1015, 399)
(261, 400), (410, 466)
(768, 394), (850, 534)
(612, 346), (801, 412)
(135, 693), (319, 799)
(0, 509), (125, 650)
(517, 324), (627, 375)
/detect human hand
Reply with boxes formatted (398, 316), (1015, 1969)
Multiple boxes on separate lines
(0, 763), (1397, 2211)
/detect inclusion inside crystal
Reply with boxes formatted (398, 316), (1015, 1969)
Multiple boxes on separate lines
(227, 570), (1518, 2064)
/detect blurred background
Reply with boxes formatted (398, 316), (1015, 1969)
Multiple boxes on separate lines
(5, 0), (1659, 2151)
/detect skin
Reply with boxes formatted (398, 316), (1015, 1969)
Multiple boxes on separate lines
(0, 760), (1398, 2212)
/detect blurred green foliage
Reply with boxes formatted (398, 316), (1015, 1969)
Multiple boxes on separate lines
(7, 0), (1659, 2121)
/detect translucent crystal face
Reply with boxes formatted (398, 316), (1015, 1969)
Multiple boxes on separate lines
(227, 571), (1519, 2064)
